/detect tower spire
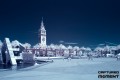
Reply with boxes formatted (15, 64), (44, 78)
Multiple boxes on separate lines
(42, 17), (43, 21)
(39, 17), (46, 49)
(41, 17), (44, 28)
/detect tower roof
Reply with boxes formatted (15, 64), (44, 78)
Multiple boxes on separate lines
(40, 17), (45, 30)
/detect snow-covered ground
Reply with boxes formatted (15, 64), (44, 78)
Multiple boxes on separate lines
(0, 58), (120, 80)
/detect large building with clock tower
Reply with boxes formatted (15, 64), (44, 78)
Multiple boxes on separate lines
(39, 19), (46, 49)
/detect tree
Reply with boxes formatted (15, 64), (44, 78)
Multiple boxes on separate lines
(22, 43), (31, 49)
(59, 44), (67, 50)
(73, 46), (79, 51)
(33, 43), (41, 49)
(11, 40), (21, 48)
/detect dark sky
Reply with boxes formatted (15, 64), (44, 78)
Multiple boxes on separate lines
(0, 0), (120, 47)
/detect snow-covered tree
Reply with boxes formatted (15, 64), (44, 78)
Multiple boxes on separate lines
(59, 44), (66, 50)
(11, 40), (20, 48)
(110, 46), (117, 51)
(73, 46), (79, 50)
(103, 45), (111, 52)
(67, 45), (72, 50)
(80, 46), (86, 51)
(49, 44), (56, 50)
(85, 47), (91, 51)
(47, 45), (51, 50)
(22, 43), (31, 49)
(33, 43), (40, 49)
(117, 45), (120, 50)
(94, 47), (104, 51)
(55, 45), (60, 50)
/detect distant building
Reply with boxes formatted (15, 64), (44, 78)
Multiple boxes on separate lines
(39, 18), (47, 49)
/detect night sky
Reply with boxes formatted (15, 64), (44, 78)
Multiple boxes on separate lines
(0, 0), (120, 47)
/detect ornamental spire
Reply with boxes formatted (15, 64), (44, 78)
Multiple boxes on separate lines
(41, 17), (45, 30)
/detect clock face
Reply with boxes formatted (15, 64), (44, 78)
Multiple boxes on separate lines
(42, 37), (45, 42)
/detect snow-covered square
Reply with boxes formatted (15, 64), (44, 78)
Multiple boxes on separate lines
(0, 58), (120, 80)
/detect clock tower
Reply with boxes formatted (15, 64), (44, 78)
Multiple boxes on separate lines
(39, 19), (46, 49)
